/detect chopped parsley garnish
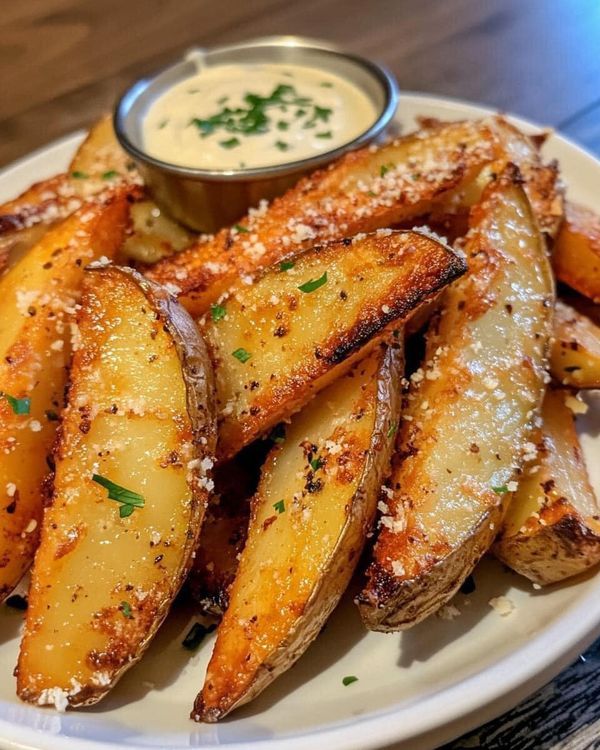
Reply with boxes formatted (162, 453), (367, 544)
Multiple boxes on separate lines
(45, 410), (60, 421)
(387, 421), (398, 439)
(298, 271), (327, 293)
(217, 96), (229, 105)
(320, 81), (333, 88)
(120, 601), (133, 619)
(92, 474), (145, 518)
(310, 456), (323, 472)
(210, 303), (227, 322)
(5, 594), (28, 611)
(492, 485), (509, 494)
(279, 260), (295, 271)
(275, 140), (290, 151)
(101, 170), (119, 180)
(269, 423), (286, 444)
(220, 137), (241, 149)
(342, 675), (358, 686)
(234, 223), (249, 233)
(273, 499), (285, 514)
(71, 171), (88, 179)
(182, 621), (217, 650)
(189, 84), (335, 144)
(380, 163), (395, 177)
(158, 119), (169, 129)
(232, 348), (251, 363)
(316, 131), (333, 139)
(1, 392), (30, 415)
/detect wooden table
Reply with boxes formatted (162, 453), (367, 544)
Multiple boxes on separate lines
(2, 1), (599, 748)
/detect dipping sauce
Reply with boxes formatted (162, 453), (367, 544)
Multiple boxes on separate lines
(143, 62), (378, 170)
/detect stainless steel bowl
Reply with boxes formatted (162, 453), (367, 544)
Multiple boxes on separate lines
(114, 36), (399, 233)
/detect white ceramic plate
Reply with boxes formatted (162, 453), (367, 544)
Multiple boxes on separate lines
(0, 93), (599, 750)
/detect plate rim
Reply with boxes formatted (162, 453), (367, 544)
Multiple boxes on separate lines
(0, 91), (599, 750)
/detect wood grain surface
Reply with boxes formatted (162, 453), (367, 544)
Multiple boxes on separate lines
(2, 2), (600, 749)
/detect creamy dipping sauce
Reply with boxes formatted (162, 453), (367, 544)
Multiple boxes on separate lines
(143, 62), (378, 170)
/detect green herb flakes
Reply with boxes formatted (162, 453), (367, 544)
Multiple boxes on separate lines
(273, 499), (285, 514)
(120, 601), (133, 619)
(232, 348), (251, 363)
(310, 457), (323, 472)
(275, 140), (290, 151)
(210, 303), (227, 322)
(234, 223), (249, 233)
(387, 421), (398, 439)
(298, 271), (327, 293)
(279, 260), (295, 271)
(316, 131), (333, 139)
(71, 171), (88, 179)
(101, 170), (119, 180)
(1, 392), (30, 415)
(342, 675), (358, 686)
(492, 485), (509, 494)
(220, 137), (241, 149)
(92, 474), (145, 518)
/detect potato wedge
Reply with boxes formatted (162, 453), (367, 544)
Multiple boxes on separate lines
(357, 168), (554, 631)
(494, 388), (600, 584)
(0, 196), (130, 602)
(430, 116), (564, 241)
(147, 119), (497, 315)
(123, 200), (195, 266)
(196, 343), (403, 721)
(69, 114), (136, 183)
(200, 229), (466, 462)
(17, 265), (216, 708)
(550, 299), (600, 388)
(553, 201), (600, 302)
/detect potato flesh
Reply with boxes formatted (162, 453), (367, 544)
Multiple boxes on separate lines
(200, 230), (465, 461)
(0, 198), (129, 601)
(550, 299), (600, 388)
(501, 389), (600, 536)
(553, 201), (600, 302)
(17, 268), (210, 706)
(147, 120), (497, 314)
(197, 345), (401, 720)
(360, 173), (554, 628)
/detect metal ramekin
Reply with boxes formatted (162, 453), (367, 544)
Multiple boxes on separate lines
(114, 36), (399, 233)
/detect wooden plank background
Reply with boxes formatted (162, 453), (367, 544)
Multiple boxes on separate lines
(2, 1), (600, 748)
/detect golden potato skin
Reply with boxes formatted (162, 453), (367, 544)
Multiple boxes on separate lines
(553, 201), (600, 302)
(17, 266), (216, 708)
(147, 120), (497, 315)
(550, 299), (600, 388)
(358, 169), (554, 631)
(195, 344), (403, 722)
(494, 388), (600, 585)
(199, 230), (466, 462)
(0, 196), (130, 602)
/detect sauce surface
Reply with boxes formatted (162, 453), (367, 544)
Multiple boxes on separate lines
(143, 63), (378, 170)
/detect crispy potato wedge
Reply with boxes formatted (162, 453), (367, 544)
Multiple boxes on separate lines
(199, 230), (465, 462)
(196, 343), (403, 721)
(0, 196), (130, 602)
(17, 265), (216, 708)
(69, 114), (135, 182)
(0, 116), (140, 275)
(494, 388), (600, 584)
(123, 200), (195, 266)
(147, 120), (497, 315)
(430, 116), (564, 240)
(550, 299), (600, 388)
(554, 201), (600, 302)
(357, 169), (554, 631)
